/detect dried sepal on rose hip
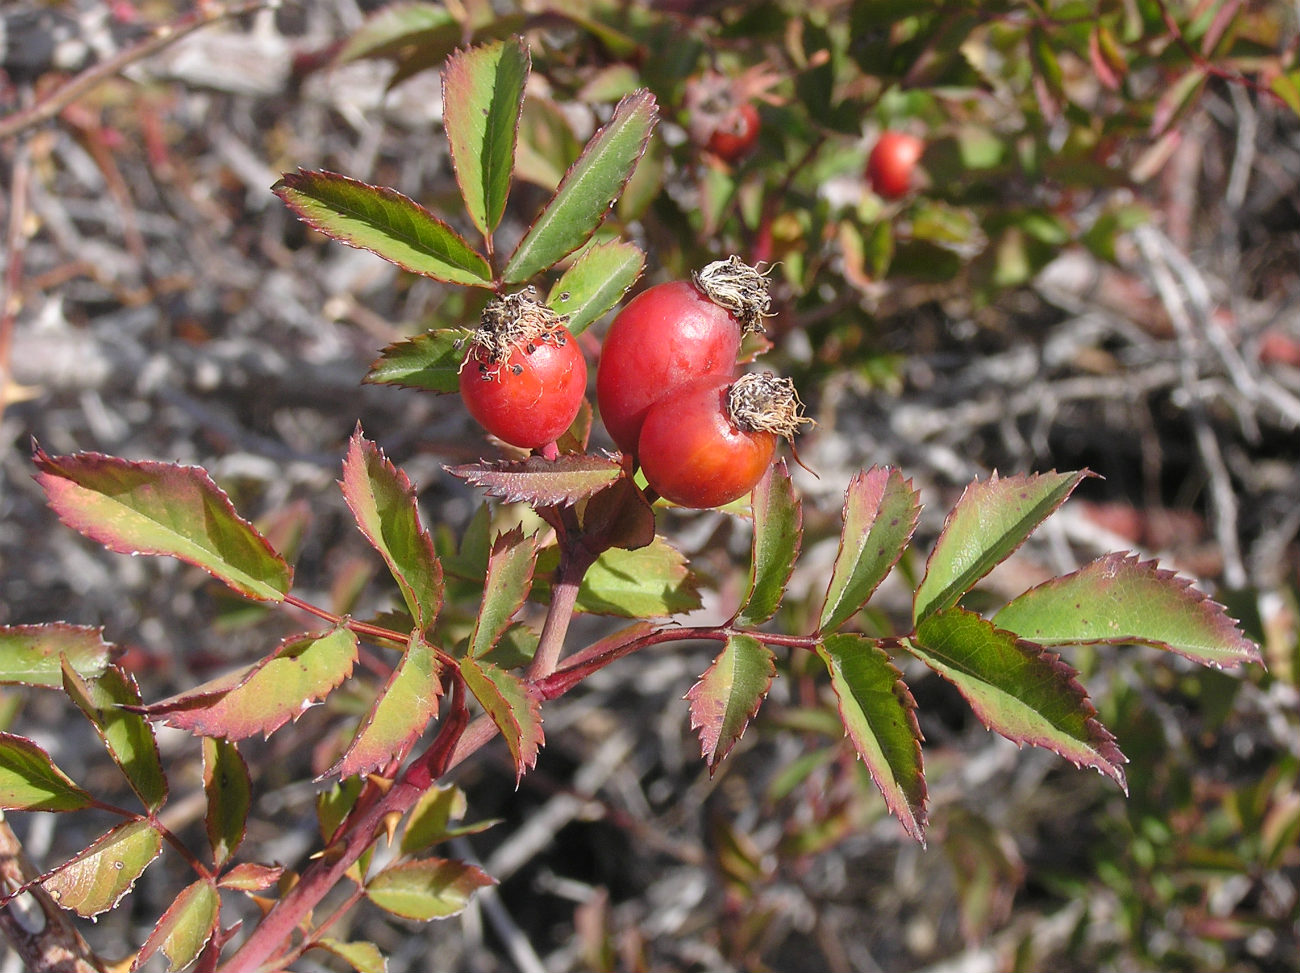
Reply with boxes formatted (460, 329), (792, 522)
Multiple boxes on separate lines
(457, 288), (587, 451)
(597, 256), (773, 458)
(638, 371), (813, 510)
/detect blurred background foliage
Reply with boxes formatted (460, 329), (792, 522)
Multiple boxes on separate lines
(2, 0), (1298, 970)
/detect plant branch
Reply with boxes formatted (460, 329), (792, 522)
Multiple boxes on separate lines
(0, 0), (280, 143)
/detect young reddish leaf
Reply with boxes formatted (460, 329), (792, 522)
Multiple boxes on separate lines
(147, 626), (358, 739)
(503, 89), (658, 283)
(685, 634), (776, 772)
(819, 468), (921, 634)
(132, 879), (219, 972)
(443, 38), (529, 237)
(217, 862), (282, 891)
(1088, 26), (1124, 91)
(736, 463), (802, 627)
(578, 474), (656, 552)
(574, 538), (700, 616)
(335, 2), (458, 65)
(61, 661), (166, 812)
(546, 239), (645, 336)
(1151, 68), (1208, 136)
(458, 657), (543, 780)
(365, 857), (496, 920)
(994, 553), (1261, 669)
(914, 470), (1087, 625)
(815, 634), (927, 842)
(343, 429), (444, 632)
(203, 737), (250, 868)
(273, 169), (492, 286)
(909, 608), (1127, 789)
(33, 447), (292, 603)
(365, 328), (471, 393)
(311, 939), (387, 973)
(329, 633), (443, 779)
(446, 455), (623, 508)
(42, 820), (162, 917)
(0, 623), (111, 687)
(469, 528), (536, 659)
(0, 733), (93, 811)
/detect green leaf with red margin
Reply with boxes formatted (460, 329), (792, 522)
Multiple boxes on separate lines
(43, 820), (162, 917)
(469, 528), (536, 658)
(0, 623), (111, 687)
(908, 608), (1126, 789)
(365, 857), (496, 920)
(533, 536), (699, 617)
(203, 737), (250, 868)
(503, 89), (658, 283)
(273, 169), (492, 286)
(815, 634), (927, 842)
(685, 634), (776, 773)
(330, 633), (443, 779)
(914, 470), (1087, 625)
(994, 553), (1261, 669)
(310, 939), (387, 973)
(343, 429), (444, 632)
(820, 467), (921, 634)
(33, 447), (292, 603)
(735, 462), (802, 627)
(132, 879), (219, 973)
(0, 733), (93, 811)
(400, 784), (495, 855)
(458, 657), (542, 780)
(146, 626), (358, 739)
(61, 661), (166, 812)
(335, 2), (458, 65)
(546, 238), (645, 336)
(443, 38), (529, 237)
(365, 328), (472, 393)
(446, 455), (623, 508)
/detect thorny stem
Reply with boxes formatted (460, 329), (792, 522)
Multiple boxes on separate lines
(527, 542), (599, 682)
(282, 593), (409, 648)
(219, 682), (471, 973)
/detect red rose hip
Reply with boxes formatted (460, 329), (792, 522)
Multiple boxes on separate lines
(596, 257), (771, 458)
(867, 131), (924, 200)
(458, 290), (586, 450)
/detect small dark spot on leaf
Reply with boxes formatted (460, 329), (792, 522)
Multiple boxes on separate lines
(559, 291), (571, 302)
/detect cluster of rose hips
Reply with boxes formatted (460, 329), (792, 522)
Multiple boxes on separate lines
(457, 258), (809, 509)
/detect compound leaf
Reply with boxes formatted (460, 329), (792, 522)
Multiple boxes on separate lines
(546, 239), (644, 336)
(365, 328), (472, 393)
(203, 737), (250, 868)
(914, 470), (1086, 624)
(0, 733), (92, 812)
(820, 467), (920, 634)
(504, 90), (657, 282)
(736, 463), (802, 627)
(447, 455), (623, 508)
(274, 169), (491, 286)
(443, 38), (529, 236)
(62, 662), (166, 812)
(469, 528), (536, 658)
(909, 608), (1126, 789)
(995, 552), (1261, 668)
(43, 820), (162, 917)
(343, 429), (443, 632)
(0, 624), (111, 687)
(685, 634), (776, 772)
(816, 634), (926, 842)
(132, 879), (219, 973)
(366, 858), (495, 921)
(147, 626), (358, 740)
(330, 633), (443, 779)
(458, 657), (542, 780)
(34, 447), (291, 603)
